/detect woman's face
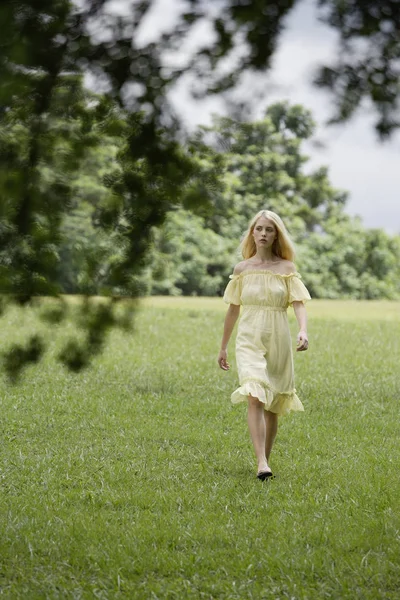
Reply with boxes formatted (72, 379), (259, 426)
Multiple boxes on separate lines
(253, 216), (277, 249)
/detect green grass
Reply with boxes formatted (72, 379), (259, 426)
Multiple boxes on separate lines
(0, 298), (399, 599)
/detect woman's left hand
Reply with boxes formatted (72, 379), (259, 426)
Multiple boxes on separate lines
(297, 330), (309, 352)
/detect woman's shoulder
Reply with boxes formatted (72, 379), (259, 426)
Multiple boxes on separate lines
(279, 260), (297, 275)
(233, 260), (251, 275)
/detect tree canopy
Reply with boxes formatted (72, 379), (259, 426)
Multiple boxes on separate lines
(134, 103), (400, 300)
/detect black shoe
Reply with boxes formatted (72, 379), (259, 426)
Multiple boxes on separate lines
(257, 470), (274, 481)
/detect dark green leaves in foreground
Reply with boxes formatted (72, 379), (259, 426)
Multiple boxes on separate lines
(0, 1), (223, 377)
(2, 334), (44, 384)
(316, 0), (400, 137)
(1, 298), (136, 381)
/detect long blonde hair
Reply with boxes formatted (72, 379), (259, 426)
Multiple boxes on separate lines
(240, 210), (295, 261)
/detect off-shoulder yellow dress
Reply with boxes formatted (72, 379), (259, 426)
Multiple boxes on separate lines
(223, 270), (311, 416)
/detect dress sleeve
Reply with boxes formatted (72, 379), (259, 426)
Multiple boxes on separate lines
(287, 274), (311, 305)
(223, 275), (242, 305)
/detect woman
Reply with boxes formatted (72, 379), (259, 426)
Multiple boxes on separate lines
(218, 210), (310, 480)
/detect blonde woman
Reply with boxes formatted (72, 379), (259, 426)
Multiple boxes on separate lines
(218, 210), (310, 480)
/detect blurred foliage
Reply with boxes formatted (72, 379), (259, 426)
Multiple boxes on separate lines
(316, 0), (400, 137)
(0, 0), (224, 377)
(0, 0), (399, 378)
(1, 334), (44, 384)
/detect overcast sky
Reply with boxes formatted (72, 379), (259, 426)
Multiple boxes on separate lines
(110, 0), (400, 234)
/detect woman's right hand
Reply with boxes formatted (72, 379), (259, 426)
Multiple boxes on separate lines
(218, 349), (230, 371)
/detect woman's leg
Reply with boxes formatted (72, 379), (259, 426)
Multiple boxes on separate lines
(247, 395), (271, 474)
(264, 410), (278, 461)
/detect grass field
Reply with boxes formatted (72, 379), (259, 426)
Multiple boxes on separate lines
(0, 298), (399, 599)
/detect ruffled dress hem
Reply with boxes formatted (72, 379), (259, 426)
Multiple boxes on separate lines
(231, 380), (304, 416)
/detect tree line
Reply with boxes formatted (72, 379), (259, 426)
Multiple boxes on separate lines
(59, 101), (400, 300)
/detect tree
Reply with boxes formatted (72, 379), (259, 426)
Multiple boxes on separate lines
(195, 103), (347, 240)
(147, 103), (400, 300)
(139, 208), (233, 297)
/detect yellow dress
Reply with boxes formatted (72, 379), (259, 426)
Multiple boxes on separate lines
(223, 270), (311, 416)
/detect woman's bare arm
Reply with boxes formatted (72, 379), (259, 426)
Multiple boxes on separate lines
(292, 301), (309, 352)
(218, 304), (240, 370)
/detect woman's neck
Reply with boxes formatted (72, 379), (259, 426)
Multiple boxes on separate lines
(253, 249), (278, 263)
